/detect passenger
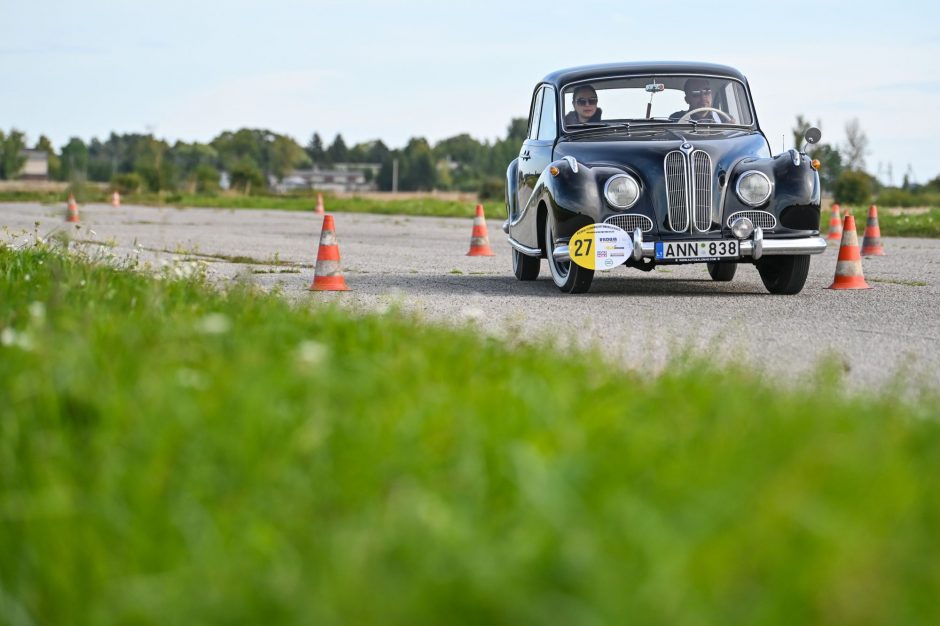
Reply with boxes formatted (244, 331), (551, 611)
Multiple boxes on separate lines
(564, 85), (602, 124)
(670, 78), (723, 122)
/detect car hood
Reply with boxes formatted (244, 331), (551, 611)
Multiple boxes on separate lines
(554, 128), (771, 175)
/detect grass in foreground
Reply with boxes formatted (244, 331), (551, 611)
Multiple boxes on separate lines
(1, 245), (939, 626)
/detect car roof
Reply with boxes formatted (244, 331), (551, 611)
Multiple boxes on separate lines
(541, 61), (748, 89)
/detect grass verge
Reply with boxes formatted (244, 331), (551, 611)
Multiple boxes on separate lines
(0, 189), (491, 219)
(1, 244), (939, 625)
(821, 205), (940, 237)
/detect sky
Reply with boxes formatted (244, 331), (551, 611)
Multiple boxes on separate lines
(2, 0), (939, 184)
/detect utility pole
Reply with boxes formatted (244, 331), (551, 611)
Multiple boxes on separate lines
(392, 158), (399, 193)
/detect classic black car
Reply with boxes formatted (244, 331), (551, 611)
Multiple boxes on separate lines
(504, 62), (826, 294)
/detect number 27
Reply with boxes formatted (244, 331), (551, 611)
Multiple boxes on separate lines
(573, 239), (592, 256)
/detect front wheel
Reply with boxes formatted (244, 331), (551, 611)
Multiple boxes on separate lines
(545, 215), (593, 293)
(756, 255), (810, 294)
(707, 261), (737, 282)
(512, 247), (540, 281)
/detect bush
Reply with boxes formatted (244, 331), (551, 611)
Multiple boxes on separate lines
(478, 176), (504, 201)
(834, 170), (873, 206)
(229, 161), (265, 194)
(111, 172), (142, 195)
(194, 164), (221, 194)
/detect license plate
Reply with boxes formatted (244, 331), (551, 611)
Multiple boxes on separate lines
(655, 240), (739, 261)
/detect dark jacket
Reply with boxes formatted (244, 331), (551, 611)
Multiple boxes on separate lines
(564, 108), (603, 124)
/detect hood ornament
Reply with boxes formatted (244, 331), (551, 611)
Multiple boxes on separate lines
(680, 142), (693, 154)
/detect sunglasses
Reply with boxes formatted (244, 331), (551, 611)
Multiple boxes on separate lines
(688, 89), (712, 97)
(575, 97), (598, 106)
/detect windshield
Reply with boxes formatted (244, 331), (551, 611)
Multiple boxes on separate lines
(561, 75), (755, 130)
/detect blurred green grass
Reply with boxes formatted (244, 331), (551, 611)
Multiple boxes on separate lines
(820, 205), (940, 237)
(0, 189), (489, 219)
(1, 244), (939, 625)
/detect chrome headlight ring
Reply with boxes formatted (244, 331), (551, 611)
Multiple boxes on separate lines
(735, 170), (773, 207)
(604, 174), (641, 209)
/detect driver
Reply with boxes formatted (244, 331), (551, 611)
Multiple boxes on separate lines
(564, 85), (603, 124)
(670, 78), (723, 122)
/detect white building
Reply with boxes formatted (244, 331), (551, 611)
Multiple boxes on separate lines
(273, 163), (381, 193)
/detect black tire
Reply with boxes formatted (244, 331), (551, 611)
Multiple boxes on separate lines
(756, 255), (811, 294)
(706, 261), (737, 281)
(545, 215), (593, 293)
(512, 247), (540, 280)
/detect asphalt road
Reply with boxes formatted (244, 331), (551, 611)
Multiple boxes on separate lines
(3, 201), (939, 392)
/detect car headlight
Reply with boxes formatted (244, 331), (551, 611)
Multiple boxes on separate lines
(735, 171), (772, 206)
(604, 174), (640, 209)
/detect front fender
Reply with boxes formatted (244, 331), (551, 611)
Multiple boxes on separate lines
(726, 151), (821, 234)
(533, 158), (641, 242)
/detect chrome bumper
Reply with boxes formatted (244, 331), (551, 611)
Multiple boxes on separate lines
(552, 227), (827, 263)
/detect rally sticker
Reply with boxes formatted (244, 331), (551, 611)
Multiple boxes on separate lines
(568, 223), (632, 270)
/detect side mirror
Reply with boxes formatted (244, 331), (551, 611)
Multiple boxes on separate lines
(803, 127), (822, 145)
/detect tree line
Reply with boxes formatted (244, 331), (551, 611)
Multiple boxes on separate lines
(792, 115), (940, 206)
(0, 121), (528, 199)
(2, 118), (937, 206)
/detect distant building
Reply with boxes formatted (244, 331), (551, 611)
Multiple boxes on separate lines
(273, 163), (381, 193)
(18, 150), (49, 180)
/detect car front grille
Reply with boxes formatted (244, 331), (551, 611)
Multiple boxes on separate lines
(604, 213), (653, 233)
(664, 149), (713, 233)
(727, 210), (777, 230)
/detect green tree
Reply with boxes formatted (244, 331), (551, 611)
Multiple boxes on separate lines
(0, 129), (28, 180)
(35, 135), (61, 180)
(60, 137), (89, 182)
(268, 134), (309, 180)
(834, 170), (874, 206)
(400, 138), (436, 190)
(194, 164), (221, 194)
(808, 143), (843, 194)
(327, 134), (349, 164)
(229, 159), (265, 194)
(306, 132), (326, 165)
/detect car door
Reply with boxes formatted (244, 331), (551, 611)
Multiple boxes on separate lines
(517, 85), (558, 209)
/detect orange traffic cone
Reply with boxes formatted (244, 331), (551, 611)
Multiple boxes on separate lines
(466, 204), (494, 256)
(828, 214), (871, 290)
(860, 204), (885, 256)
(309, 214), (349, 291)
(111, 190), (121, 207)
(826, 203), (842, 242)
(315, 192), (325, 215)
(66, 194), (80, 223)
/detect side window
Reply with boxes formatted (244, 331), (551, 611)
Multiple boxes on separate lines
(527, 88), (544, 140)
(537, 87), (557, 140)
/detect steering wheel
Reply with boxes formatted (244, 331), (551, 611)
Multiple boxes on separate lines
(678, 107), (734, 123)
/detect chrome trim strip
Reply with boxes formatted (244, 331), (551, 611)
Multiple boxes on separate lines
(751, 227), (763, 260)
(664, 150), (688, 232)
(507, 237), (541, 256)
(629, 236), (826, 260)
(790, 149), (801, 166)
(692, 149), (712, 232)
(562, 155), (579, 173)
(604, 213), (653, 233)
(740, 236), (827, 256)
(632, 228), (644, 261)
(726, 210), (776, 230)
